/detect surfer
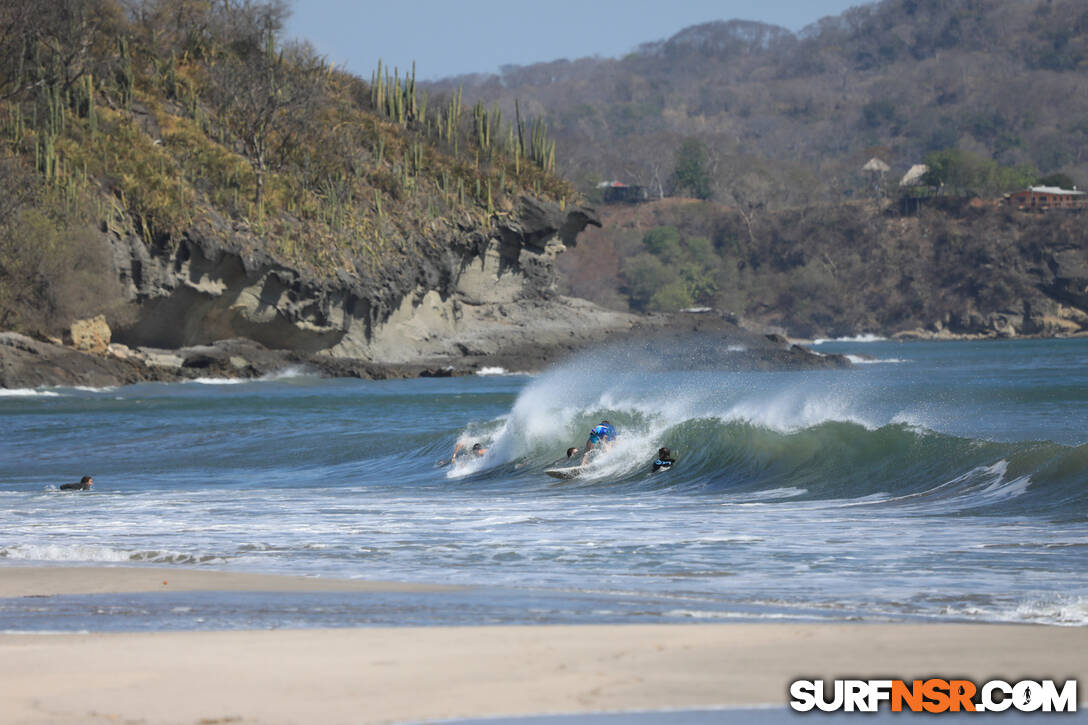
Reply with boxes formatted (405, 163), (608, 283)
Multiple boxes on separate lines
(438, 442), (488, 467)
(581, 421), (616, 465)
(547, 447), (580, 467)
(59, 475), (93, 491)
(652, 448), (676, 472)
(452, 441), (487, 460)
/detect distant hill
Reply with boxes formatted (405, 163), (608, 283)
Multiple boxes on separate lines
(427, 0), (1088, 206)
(419, 0), (1088, 339)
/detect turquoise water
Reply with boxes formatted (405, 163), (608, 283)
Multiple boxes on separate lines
(1, 338), (1086, 630)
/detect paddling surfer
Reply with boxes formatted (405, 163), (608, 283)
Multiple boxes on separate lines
(455, 442), (487, 460)
(59, 475), (93, 491)
(438, 441), (487, 466)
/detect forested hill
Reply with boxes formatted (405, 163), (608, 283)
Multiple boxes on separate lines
(428, 0), (1088, 206)
(0, 0), (574, 344)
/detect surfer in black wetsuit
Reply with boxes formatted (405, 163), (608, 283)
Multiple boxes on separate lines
(59, 475), (93, 490)
(652, 448), (675, 472)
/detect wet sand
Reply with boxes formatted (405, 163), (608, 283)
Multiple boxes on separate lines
(0, 565), (453, 597)
(1, 567), (1085, 724)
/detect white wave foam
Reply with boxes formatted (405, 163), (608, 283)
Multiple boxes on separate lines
(721, 391), (876, 432)
(889, 413), (936, 433)
(188, 367), (315, 384)
(261, 366), (312, 381)
(0, 388), (60, 397)
(870, 461), (1031, 512)
(738, 487), (807, 501)
(0, 543), (220, 565)
(1008, 595), (1088, 626)
(944, 595), (1088, 626)
(812, 334), (886, 345)
(663, 609), (829, 621)
(978, 473), (1031, 503)
(846, 355), (907, 364)
(475, 366), (531, 377)
(1, 543), (138, 562)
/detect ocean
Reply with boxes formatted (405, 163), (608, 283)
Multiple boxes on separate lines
(1, 337), (1086, 631)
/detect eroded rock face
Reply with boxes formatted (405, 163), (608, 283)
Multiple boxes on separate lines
(107, 197), (602, 362)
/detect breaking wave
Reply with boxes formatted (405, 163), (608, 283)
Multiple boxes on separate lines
(441, 346), (1088, 518)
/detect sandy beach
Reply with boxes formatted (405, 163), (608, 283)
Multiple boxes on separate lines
(0, 567), (1084, 725)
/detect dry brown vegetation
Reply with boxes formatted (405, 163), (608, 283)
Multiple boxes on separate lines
(561, 198), (1088, 338)
(0, 0), (573, 337)
(430, 0), (1088, 207)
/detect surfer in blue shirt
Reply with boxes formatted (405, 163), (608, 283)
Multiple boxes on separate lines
(581, 421), (616, 465)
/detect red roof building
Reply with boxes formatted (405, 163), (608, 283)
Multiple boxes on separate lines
(1008, 186), (1087, 210)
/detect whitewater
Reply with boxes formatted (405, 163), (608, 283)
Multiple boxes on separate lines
(1, 337), (1086, 630)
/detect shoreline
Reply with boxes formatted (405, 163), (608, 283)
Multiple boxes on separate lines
(0, 565), (455, 598)
(1, 566), (1086, 724)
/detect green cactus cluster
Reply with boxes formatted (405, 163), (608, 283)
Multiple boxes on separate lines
(370, 60), (418, 126)
(117, 37), (134, 110)
(472, 101), (501, 155)
(367, 61), (557, 190)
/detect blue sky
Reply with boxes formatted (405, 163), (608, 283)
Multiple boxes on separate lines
(286, 0), (872, 81)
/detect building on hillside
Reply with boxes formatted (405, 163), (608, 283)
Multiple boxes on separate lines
(1007, 186), (1087, 211)
(899, 164), (929, 188)
(596, 180), (649, 204)
(862, 157), (891, 197)
(862, 157), (891, 175)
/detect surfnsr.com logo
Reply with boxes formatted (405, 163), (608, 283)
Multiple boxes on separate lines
(790, 679), (1078, 713)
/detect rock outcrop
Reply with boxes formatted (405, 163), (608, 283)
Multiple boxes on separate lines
(65, 316), (111, 354)
(104, 196), (617, 365)
(2, 193), (855, 390)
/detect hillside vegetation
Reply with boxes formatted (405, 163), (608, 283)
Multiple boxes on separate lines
(0, 0), (571, 337)
(560, 198), (1088, 338)
(430, 0), (1088, 206)
(428, 0), (1088, 338)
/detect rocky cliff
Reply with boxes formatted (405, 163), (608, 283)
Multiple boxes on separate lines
(104, 196), (617, 365)
(1, 195), (654, 388)
(1, 194), (852, 389)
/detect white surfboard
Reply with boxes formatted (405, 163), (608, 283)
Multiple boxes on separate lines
(545, 466), (585, 480)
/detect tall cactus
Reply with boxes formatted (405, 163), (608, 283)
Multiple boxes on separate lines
(117, 36), (134, 109)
